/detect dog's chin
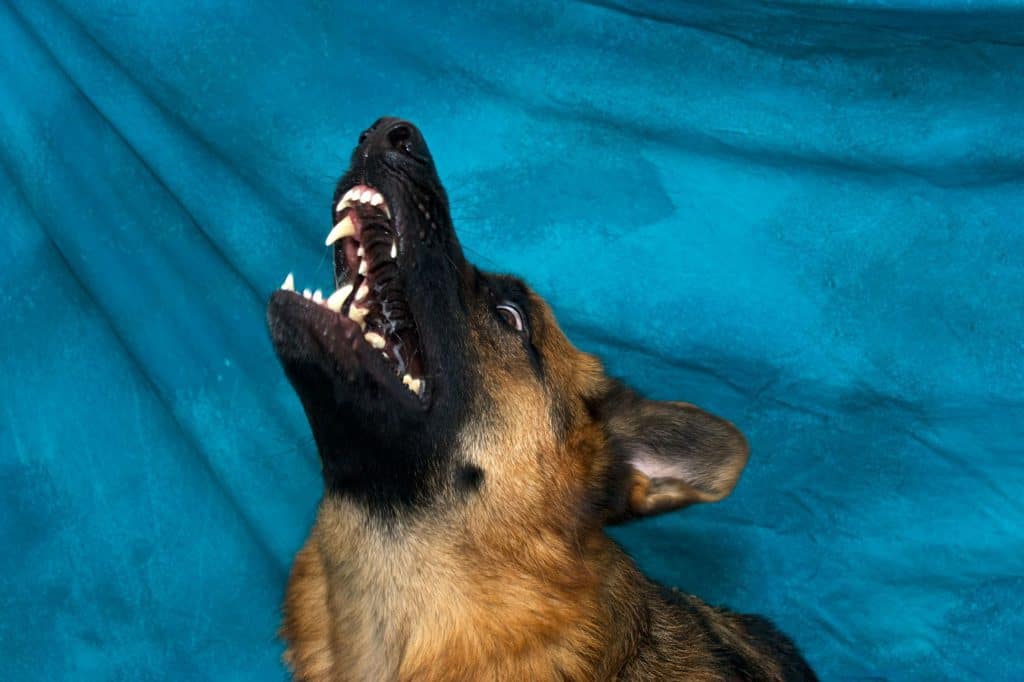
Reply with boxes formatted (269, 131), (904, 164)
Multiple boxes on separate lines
(269, 289), (439, 503)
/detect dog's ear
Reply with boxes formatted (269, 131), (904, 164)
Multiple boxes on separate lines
(597, 386), (749, 524)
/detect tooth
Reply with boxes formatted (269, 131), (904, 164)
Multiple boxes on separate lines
(312, 289), (323, 303)
(336, 198), (354, 212)
(337, 189), (359, 211)
(355, 283), (369, 301)
(325, 216), (355, 245)
(360, 190), (373, 203)
(356, 246), (364, 257)
(326, 284), (353, 312)
(390, 242), (397, 259)
(364, 332), (386, 349)
(281, 273), (295, 291)
(382, 205), (392, 220)
(370, 192), (383, 206)
(348, 304), (368, 328)
(302, 289), (312, 299)
(358, 259), (368, 275)
(402, 374), (422, 395)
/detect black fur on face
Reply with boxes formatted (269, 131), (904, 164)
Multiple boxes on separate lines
(268, 118), (479, 513)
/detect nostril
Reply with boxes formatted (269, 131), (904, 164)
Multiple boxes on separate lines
(387, 124), (413, 153)
(358, 130), (370, 145)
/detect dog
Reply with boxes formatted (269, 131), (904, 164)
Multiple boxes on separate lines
(267, 118), (817, 681)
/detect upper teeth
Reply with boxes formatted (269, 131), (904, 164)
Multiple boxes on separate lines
(337, 187), (389, 217)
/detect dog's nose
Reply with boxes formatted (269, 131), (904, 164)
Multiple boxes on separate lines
(359, 117), (428, 160)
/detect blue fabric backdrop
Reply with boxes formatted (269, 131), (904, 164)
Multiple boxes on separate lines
(2, 1), (1022, 679)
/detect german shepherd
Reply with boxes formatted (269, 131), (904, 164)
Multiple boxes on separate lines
(267, 118), (817, 681)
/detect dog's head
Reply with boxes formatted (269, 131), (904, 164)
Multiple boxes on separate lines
(267, 118), (748, 535)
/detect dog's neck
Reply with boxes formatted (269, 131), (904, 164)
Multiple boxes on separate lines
(287, 496), (641, 681)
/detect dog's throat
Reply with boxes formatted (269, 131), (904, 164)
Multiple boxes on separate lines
(296, 502), (622, 680)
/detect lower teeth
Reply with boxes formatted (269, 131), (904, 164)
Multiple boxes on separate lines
(281, 272), (423, 397)
(402, 374), (423, 395)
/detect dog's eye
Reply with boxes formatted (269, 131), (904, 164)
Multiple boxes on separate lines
(496, 303), (525, 333)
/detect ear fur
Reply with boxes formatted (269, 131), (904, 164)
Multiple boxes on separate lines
(597, 384), (749, 523)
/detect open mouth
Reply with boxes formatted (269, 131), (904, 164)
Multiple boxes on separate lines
(276, 184), (427, 402)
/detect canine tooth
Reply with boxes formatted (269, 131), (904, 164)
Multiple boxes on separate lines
(355, 283), (369, 301)
(281, 273), (295, 291)
(364, 331), (386, 349)
(356, 246), (364, 257)
(390, 242), (397, 259)
(402, 374), (422, 395)
(326, 219), (354, 246)
(360, 190), (373, 203)
(326, 216), (356, 245)
(312, 289), (323, 303)
(326, 284), (352, 312)
(370, 192), (383, 206)
(383, 204), (391, 220)
(302, 288), (312, 299)
(358, 259), (368, 275)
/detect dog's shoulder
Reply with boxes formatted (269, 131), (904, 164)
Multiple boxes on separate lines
(631, 585), (817, 682)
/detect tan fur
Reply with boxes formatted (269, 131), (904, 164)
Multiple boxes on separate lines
(281, 286), (809, 681)
(281, 539), (335, 681)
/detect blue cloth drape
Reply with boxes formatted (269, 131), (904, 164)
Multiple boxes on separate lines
(2, 1), (1021, 679)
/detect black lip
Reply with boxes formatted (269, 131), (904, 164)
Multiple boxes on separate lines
(267, 290), (426, 411)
